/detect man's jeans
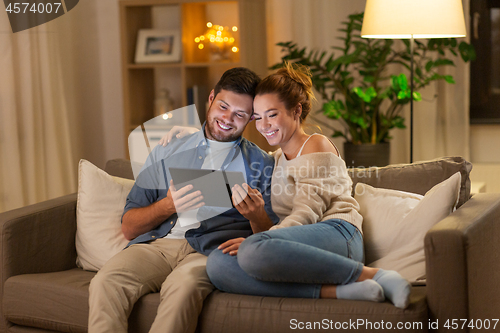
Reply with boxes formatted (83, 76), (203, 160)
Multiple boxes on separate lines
(206, 219), (364, 299)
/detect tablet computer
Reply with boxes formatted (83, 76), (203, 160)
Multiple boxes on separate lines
(169, 167), (246, 208)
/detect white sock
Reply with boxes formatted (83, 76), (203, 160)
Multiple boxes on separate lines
(373, 269), (411, 309)
(336, 279), (385, 302)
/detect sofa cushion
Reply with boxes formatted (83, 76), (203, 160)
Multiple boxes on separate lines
(3, 269), (93, 333)
(3, 268), (427, 333)
(348, 156), (471, 208)
(355, 172), (461, 282)
(2, 269), (159, 333)
(198, 288), (428, 332)
(76, 159), (134, 271)
(3, 269), (428, 333)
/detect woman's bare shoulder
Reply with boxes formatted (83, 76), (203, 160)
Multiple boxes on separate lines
(301, 134), (340, 156)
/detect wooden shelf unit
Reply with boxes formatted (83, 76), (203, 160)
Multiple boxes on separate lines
(119, 0), (272, 153)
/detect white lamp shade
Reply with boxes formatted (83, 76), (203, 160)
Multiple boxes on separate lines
(361, 0), (467, 39)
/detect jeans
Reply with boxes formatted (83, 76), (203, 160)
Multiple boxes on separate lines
(206, 219), (364, 299)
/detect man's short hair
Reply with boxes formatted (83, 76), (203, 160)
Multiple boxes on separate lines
(213, 67), (261, 98)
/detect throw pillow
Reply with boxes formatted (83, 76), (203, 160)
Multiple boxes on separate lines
(354, 172), (461, 282)
(76, 159), (134, 271)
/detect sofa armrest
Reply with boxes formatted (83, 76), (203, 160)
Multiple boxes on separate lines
(424, 193), (500, 333)
(0, 193), (78, 280)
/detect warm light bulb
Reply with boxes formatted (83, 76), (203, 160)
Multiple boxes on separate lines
(194, 37), (200, 43)
(210, 37), (215, 43)
(207, 22), (212, 28)
(229, 37), (235, 43)
(223, 37), (229, 42)
(200, 36), (205, 41)
(218, 26), (223, 31)
(232, 26), (238, 32)
(198, 44), (204, 49)
(232, 46), (238, 52)
(217, 31), (221, 36)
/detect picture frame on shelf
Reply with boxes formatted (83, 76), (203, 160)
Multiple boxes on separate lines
(135, 29), (181, 63)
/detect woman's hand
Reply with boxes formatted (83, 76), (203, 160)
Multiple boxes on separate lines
(158, 126), (200, 146)
(218, 237), (245, 256)
(232, 183), (274, 233)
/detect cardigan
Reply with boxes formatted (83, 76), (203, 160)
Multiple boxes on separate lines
(270, 148), (363, 233)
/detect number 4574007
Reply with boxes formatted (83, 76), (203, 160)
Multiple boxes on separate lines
(6, 2), (62, 14)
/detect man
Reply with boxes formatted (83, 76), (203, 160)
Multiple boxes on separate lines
(88, 68), (277, 333)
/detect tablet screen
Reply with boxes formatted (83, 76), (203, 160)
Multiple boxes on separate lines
(169, 167), (246, 208)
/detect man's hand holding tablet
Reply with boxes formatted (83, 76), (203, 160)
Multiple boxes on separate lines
(169, 168), (246, 209)
(167, 179), (205, 213)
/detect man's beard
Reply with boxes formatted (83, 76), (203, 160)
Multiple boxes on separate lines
(205, 118), (241, 142)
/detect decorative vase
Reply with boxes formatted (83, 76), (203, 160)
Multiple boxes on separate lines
(343, 142), (390, 168)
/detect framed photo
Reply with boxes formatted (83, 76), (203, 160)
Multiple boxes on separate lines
(135, 29), (181, 63)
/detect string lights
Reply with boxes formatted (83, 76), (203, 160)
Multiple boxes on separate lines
(195, 22), (239, 60)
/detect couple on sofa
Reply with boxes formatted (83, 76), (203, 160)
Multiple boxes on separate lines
(88, 65), (411, 333)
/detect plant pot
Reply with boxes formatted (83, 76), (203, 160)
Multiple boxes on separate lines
(343, 142), (390, 168)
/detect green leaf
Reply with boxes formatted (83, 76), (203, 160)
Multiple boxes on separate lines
(459, 42), (476, 62)
(444, 75), (455, 84)
(353, 87), (365, 99)
(365, 87), (377, 99)
(433, 59), (455, 67)
(391, 75), (399, 89)
(413, 92), (422, 101)
(397, 74), (408, 90)
(428, 39), (438, 50)
(325, 54), (336, 72)
(397, 91), (407, 100)
(393, 116), (406, 129)
(425, 60), (434, 72)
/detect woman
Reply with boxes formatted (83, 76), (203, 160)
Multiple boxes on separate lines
(162, 63), (411, 308)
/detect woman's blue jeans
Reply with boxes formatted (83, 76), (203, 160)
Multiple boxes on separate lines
(206, 219), (364, 299)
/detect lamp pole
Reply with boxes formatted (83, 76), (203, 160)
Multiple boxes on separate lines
(410, 35), (414, 164)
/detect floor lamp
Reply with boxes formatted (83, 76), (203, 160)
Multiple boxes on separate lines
(360, 0), (467, 163)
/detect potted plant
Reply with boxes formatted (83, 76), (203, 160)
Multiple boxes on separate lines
(271, 13), (475, 167)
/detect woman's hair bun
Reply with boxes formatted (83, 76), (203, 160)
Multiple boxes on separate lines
(276, 62), (313, 92)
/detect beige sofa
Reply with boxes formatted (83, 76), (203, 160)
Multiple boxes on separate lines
(1, 157), (499, 333)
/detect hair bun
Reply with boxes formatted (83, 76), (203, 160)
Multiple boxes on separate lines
(255, 61), (316, 124)
(277, 62), (313, 91)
